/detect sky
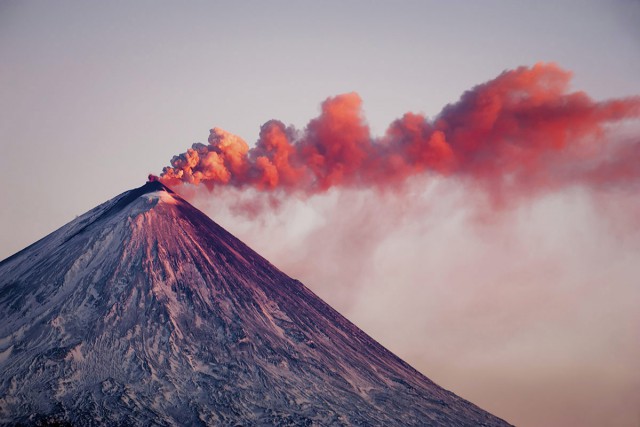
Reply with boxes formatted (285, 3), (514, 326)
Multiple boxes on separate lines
(1, 1), (640, 426)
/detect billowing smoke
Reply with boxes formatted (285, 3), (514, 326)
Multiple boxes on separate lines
(157, 63), (640, 206)
(154, 63), (640, 426)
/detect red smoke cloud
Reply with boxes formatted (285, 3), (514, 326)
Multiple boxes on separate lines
(158, 63), (640, 205)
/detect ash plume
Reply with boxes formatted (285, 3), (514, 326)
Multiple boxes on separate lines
(157, 63), (640, 207)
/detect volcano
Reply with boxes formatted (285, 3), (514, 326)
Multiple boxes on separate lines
(0, 181), (510, 426)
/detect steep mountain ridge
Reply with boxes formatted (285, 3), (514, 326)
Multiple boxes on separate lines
(0, 181), (511, 426)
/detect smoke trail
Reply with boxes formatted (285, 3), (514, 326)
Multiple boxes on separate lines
(156, 63), (640, 206)
(153, 64), (640, 427)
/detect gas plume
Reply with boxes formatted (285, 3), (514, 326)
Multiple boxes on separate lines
(157, 63), (640, 206)
(154, 63), (640, 427)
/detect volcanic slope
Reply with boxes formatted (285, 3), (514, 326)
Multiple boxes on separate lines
(0, 181), (511, 426)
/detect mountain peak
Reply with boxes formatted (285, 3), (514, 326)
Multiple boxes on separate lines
(142, 178), (173, 193)
(123, 179), (175, 202)
(0, 183), (511, 426)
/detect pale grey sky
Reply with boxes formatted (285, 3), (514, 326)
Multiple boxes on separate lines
(1, 1), (638, 252)
(1, 1), (639, 426)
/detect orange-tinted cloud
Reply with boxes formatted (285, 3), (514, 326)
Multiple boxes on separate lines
(300, 92), (372, 190)
(251, 120), (302, 190)
(158, 63), (640, 208)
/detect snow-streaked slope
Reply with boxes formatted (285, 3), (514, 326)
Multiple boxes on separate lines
(0, 181), (511, 426)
